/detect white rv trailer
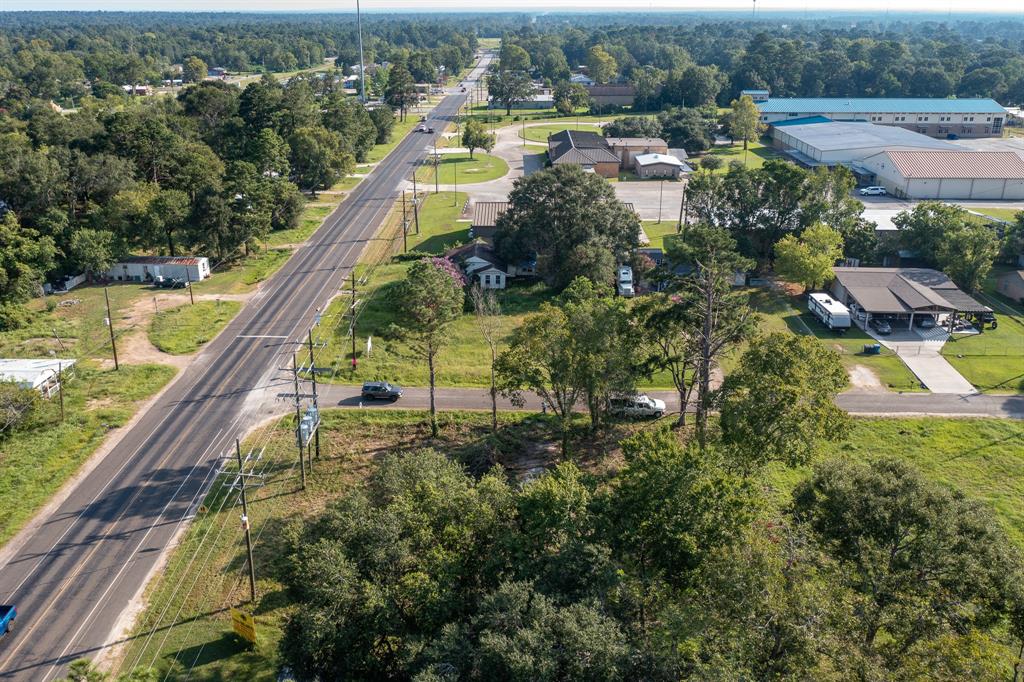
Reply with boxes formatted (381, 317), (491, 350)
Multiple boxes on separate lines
(808, 292), (851, 330)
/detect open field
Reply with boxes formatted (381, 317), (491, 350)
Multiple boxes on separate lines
(0, 363), (176, 546)
(642, 220), (682, 249)
(415, 152), (509, 185)
(406, 191), (470, 252)
(972, 207), (1022, 222)
(518, 122), (604, 143)
(149, 300), (243, 355)
(115, 411), (1024, 680)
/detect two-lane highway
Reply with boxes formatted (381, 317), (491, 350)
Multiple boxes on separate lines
(0, 54), (493, 681)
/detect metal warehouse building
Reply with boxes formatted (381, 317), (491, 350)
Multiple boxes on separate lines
(858, 150), (1024, 200)
(771, 120), (958, 166)
(758, 98), (1007, 138)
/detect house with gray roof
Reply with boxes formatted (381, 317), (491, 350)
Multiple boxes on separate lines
(547, 130), (620, 178)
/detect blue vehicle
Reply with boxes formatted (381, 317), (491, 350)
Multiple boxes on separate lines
(0, 605), (14, 635)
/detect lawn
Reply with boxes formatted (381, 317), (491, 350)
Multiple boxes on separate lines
(415, 152), (509, 185)
(746, 287), (924, 392)
(114, 411), (1024, 681)
(0, 362), (176, 546)
(642, 220), (682, 249)
(702, 139), (781, 172)
(518, 122), (604, 143)
(941, 310), (1024, 395)
(972, 207), (1022, 223)
(148, 300), (243, 355)
(407, 191), (470, 253)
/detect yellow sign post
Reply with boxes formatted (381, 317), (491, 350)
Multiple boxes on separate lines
(230, 608), (257, 644)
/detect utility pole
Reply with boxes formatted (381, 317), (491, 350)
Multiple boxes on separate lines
(453, 157), (458, 204)
(185, 266), (194, 305)
(412, 163), (421, 234)
(292, 354), (306, 491)
(57, 362), (64, 422)
(235, 438), (257, 604)
(308, 329), (321, 461)
(402, 191), (409, 252)
(104, 287), (119, 371)
(678, 180), (688, 233)
(658, 179), (664, 223)
(350, 273), (358, 369)
(433, 142), (439, 195)
(356, 0), (367, 103)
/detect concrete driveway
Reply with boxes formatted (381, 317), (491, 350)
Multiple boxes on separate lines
(866, 324), (978, 394)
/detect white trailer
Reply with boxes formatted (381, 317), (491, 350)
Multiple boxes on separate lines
(808, 292), (851, 331)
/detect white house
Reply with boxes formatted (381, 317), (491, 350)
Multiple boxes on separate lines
(447, 243), (511, 289)
(105, 256), (211, 283)
(0, 358), (76, 398)
(634, 153), (692, 179)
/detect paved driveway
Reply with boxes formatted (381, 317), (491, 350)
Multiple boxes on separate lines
(866, 324), (978, 394)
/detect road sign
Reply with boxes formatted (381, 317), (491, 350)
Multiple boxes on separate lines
(230, 607), (257, 643)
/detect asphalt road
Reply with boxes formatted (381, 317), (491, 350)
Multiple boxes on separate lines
(314, 385), (1024, 419)
(0, 55), (493, 681)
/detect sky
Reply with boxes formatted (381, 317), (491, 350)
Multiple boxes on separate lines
(0, 0), (1022, 13)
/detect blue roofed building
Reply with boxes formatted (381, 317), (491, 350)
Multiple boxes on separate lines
(757, 98), (1006, 138)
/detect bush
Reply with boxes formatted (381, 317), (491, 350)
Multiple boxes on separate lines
(700, 155), (724, 171)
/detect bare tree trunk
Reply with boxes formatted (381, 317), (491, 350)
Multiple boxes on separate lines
(675, 384), (687, 427)
(489, 351), (497, 433)
(696, 278), (713, 449)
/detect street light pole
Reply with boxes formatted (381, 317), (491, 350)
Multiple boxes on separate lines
(658, 179), (664, 223)
(356, 0), (367, 103)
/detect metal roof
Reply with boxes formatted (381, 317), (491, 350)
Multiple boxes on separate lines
(119, 256), (206, 265)
(869, 150), (1024, 179)
(635, 153), (687, 167)
(833, 267), (990, 313)
(549, 130), (621, 165)
(606, 137), (668, 147)
(771, 115), (833, 127)
(775, 121), (958, 153)
(758, 98), (1006, 115)
(471, 201), (509, 228)
(0, 358), (76, 388)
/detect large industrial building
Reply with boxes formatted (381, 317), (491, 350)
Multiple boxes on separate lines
(857, 150), (1024, 200)
(758, 98), (1007, 138)
(771, 120), (958, 166)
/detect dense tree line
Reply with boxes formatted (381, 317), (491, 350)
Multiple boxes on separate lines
(503, 18), (1024, 107)
(0, 13), (479, 104)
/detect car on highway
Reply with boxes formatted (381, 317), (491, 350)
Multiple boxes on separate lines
(869, 317), (892, 335)
(609, 394), (666, 419)
(0, 604), (15, 636)
(361, 381), (403, 401)
(859, 186), (887, 196)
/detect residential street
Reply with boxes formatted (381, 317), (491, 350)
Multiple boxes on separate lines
(312, 385), (1024, 419)
(0, 55), (494, 682)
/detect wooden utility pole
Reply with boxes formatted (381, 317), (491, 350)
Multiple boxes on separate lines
(678, 180), (688, 233)
(308, 329), (321, 461)
(412, 166), (421, 234)
(104, 287), (119, 370)
(292, 354), (306, 491)
(57, 362), (65, 422)
(235, 438), (257, 603)
(185, 266), (194, 305)
(402, 191), (409, 252)
(350, 273), (358, 369)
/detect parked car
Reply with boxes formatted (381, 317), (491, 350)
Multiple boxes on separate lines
(0, 604), (15, 636)
(361, 381), (403, 401)
(153, 276), (188, 289)
(915, 316), (936, 329)
(617, 266), (634, 298)
(609, 394), (666, 419)
(869, 317), (892, 335)
(859, 186), (887, 196)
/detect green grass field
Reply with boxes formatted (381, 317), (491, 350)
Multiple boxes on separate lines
(702, 139), (781, 172)
(406, 191), (470, 253)
(416, 152), (509, 185)
(0, 363), (176, 546)
(642, 221), (682, 249)
(148, 300), (243, 355)
(518, 122), (604, 143)
(971, 207), (1022, 223)
(115, 412), (1024, 680)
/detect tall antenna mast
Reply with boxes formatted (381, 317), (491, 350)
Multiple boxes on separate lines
(752, 0), (756, 19)
(356, 0), (367, 103)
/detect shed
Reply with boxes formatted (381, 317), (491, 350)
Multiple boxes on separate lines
(105, 256), (211, 283)
(0, 358), (76, 398)
(470, 201), (510, 243)
(996, 270), (1024, 303)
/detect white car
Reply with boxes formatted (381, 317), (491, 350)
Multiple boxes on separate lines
(609, 394), (666, 419)
(859, 186), (887, 196)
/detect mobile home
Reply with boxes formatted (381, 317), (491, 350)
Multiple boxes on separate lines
(808, 292), (851, 331)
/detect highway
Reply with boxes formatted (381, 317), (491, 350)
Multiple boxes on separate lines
(0, 54), (493, 681)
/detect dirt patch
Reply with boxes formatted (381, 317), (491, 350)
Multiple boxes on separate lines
(94, 291), (252, 367)
(848, 364), (885, 392)
(86, 397), (115, 411)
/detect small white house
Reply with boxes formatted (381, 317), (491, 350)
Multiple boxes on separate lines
(105, 256), (211, 283)
(447, 243), (511, 289)
(0, 358), (76, 398)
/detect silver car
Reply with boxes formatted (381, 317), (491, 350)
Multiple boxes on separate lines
(609, 394), (666, 419)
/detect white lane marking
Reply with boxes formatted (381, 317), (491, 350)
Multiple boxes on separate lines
(235, 335), (289, 339)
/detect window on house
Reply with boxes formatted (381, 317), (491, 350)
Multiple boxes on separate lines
(484, 274), (491, 285)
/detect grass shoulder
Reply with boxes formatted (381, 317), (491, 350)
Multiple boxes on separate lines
(148, 300), (243, 355)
